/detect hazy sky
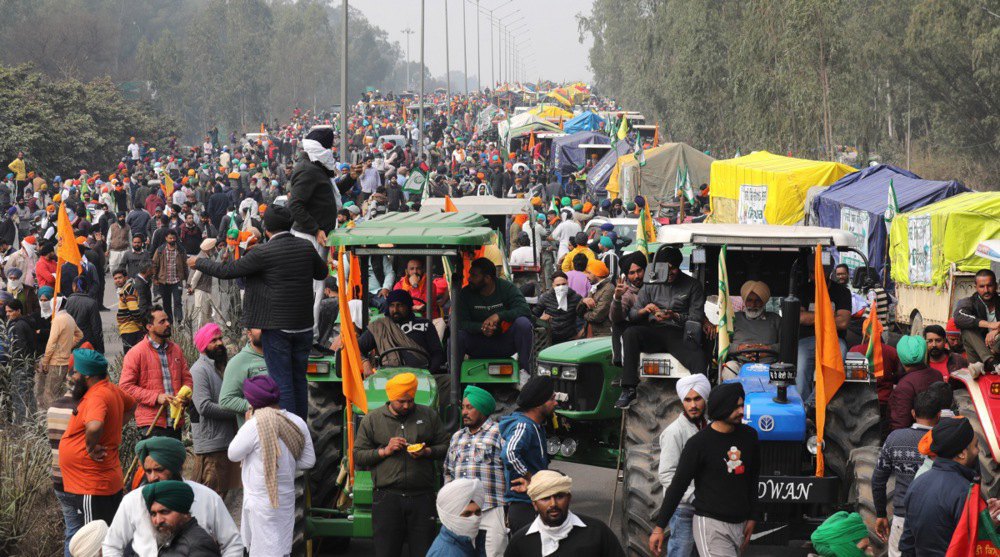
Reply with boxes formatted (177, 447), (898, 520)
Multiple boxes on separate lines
(351, 0), (594, 85)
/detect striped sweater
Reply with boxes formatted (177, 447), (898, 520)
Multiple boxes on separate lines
(46, 394), (77, 491)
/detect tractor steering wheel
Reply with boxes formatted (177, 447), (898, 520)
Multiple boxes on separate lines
(726, 347), (781, 364)
(375, 346), (431, 369)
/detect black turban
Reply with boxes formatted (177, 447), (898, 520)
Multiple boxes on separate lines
(517, 376), (554, 409)
(306, 127), (335, 149)
(930, 417), (975, 459)
(707, 382), (745, 421)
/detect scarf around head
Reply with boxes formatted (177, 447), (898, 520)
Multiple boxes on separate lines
(302, 139), (337, 172)
(253, 407), (306, 508)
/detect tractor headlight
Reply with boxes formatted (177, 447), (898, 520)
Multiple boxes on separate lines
(537, 365), (552, 376)
(488, 363), (514, 376)
(306, 362), (329, 375)
(560, 438), (578, 457)
(547, 437), (561, 456)
(561, 367), (578, 381)
(807, 435), (818, 455)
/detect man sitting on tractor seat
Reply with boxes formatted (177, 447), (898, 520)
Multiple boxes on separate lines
(721, 280), (781, 380)
(456, 257), (534, 377)
(336, 289), (445, 374)
(393, 256), (449, 320)
(616, 247), (706, 409)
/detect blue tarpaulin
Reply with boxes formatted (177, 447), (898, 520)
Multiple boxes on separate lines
(552, 131), (610, 176)
(813, 164), (969, 278)
(586, 139), (633, 198)
(563, 111), (606, 134)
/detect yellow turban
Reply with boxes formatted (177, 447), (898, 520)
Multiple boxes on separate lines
(386, 372), (418, 400)
(527, 470), (573, 501)
(740, 280), (771, 304)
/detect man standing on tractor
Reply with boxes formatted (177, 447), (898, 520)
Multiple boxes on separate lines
(455, 257), (534, 378)
(873, 390), (941, 557)
(657, 374), (710, 557)
(500, 375), (558, 534)
(953, 269), (1000, 369)
(444, 386), (507, 556)
(393, 256), (449, 319)
(649, 382), (760, 557)
(353, 372), (450, 557)
(616, 247), (706, 409)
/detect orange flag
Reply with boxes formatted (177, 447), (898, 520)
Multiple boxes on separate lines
(444, 195), (459, 213)
(653, 124), (660, 147)
(527, 131), (536, 153)
(946, 484), (986, 556)
(336, 247), (368, 476)
(814, 244), (845, 477)
(56, 203), (82, 269)
(862, 298), (885, 379)
(260, 122), (267, 134)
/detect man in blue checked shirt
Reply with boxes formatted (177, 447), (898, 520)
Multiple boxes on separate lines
(444, 386), (507, 557)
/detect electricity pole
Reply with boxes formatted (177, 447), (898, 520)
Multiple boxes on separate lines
(340, 0), (348, 160)
(419, 0), (425, 160)
(462, 0), (468, 94)
(402, 28), (414, 90)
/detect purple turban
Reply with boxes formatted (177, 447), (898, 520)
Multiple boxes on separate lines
(244, 375), (281, 409)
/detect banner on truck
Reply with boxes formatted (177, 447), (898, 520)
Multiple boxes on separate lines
(738, 185), (768, 224)
(907, 215), (933, 284)
(840, 207), (869, 270)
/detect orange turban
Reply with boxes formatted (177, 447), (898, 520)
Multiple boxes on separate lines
(583, 202), (593, 213)
(513, 214), (528, 227)
(386, 372), (418, 400)
(587, 259), (610, 278)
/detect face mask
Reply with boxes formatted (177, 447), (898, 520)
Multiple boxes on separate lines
(554, 284), (569, 311)
(40, 299), (53, 318)
(7, 278), (22, 292)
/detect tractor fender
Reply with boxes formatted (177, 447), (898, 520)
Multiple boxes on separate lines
(951, 370), (1000, 463)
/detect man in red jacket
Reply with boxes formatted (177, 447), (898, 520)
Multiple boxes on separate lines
(119, 305), (192, 439)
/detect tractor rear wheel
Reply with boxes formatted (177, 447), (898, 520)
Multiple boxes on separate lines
(293, 382), (348, 555)
(621, 380), (683, 556)
(848, 446), (891, 557)
(823, 382), (881, 482)
(954, 388), (1000, 497)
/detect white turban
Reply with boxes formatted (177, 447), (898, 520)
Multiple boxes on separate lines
(676, 374), (711, 402)
(437, 478), (484, 542)
(740, 280), (771, 304)
(69, 519), (107, 557)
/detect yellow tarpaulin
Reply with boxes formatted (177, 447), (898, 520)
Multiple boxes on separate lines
(546, 91), (573, 107)
(709, 151), (855, 225)
(889, 192), (1000, 287)
(605, 153), (635, 199)
(529, 104), (573, 119)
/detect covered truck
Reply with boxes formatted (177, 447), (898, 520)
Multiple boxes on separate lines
(562, 111), (606, 134)
(610, 142), (715, 203)
(812, 164), (968, 278)
(709, 151), (855, 225)
(551, 131), (610, 176)
(889, 192), (1000, 331)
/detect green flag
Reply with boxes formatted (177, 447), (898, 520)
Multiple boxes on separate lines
(634, 139), (646, 167)
(403, 169), (427, 196)
(679, 164), (695, 205)
(883, 178), (899, 230)
(718, 245), (735, 364)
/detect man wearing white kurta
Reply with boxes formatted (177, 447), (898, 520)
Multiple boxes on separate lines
(229, 374), (316, 557)
(102, 437), (242, 557)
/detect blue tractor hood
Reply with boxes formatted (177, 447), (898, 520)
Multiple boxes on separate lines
(730, 364), (807, 442)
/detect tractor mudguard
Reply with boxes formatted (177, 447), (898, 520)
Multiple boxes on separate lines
(952, 370), (1000, 462)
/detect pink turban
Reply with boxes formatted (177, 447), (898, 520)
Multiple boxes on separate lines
(194, 323), (221, 353)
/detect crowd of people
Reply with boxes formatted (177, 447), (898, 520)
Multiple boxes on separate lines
(4, 85), (1000, 557)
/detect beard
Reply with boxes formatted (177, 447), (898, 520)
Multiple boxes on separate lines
(929, 347), (948, 359)
(154, 524), (176, 546)
(744, 307), (764, 319)
(206, 346), (228, 367)
(390, 312), (411, 324)
(71, 377), (89, 401)
(160, 326), (172, 338)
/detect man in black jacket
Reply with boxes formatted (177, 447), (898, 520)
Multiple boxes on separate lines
(189, 205), (327, 419)
(64, 275), (104, 353)
(953, 269), (1000, 368)
(288, 127), (357, 336)
(5, 299), (37, 421)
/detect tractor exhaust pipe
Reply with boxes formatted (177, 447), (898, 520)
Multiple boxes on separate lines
(779, 296), (801, 368)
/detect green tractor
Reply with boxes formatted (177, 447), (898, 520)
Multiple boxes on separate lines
(537, 223), (883, 555)
(299, 212), (539, 552)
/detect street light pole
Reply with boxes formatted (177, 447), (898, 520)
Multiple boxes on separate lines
(462, 0), (468, 95)
(419, 0), (425, 161)
(402, 28), (414, 90)
(340, 0), (348, 160)
(445, 0), (451, 115)
(476, 0), (481, 92)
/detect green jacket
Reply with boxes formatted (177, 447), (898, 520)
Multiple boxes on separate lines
(353, 404), (450, 494)
(218, 344), (269, 426)
(456, 278), (531, 333)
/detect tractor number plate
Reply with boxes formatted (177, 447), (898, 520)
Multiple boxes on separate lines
(757, 476), (839, 504)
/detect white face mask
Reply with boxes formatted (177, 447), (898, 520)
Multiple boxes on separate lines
(436, 479), (484, 543)
(7, 278), (22, 292)
(40, 299), (53, 318)
(554, 284), (569, 311)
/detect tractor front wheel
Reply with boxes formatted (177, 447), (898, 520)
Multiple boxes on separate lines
(848, 446), (891, 557)
(621, 380), (683, 556)
(823, 382), (882, 482)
